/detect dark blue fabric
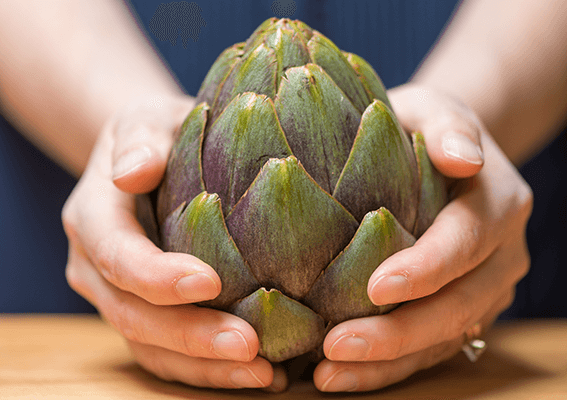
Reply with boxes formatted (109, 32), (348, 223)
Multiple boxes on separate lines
(1, 0), (563, 317)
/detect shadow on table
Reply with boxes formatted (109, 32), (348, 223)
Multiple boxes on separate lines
(111, 346), (552, 400)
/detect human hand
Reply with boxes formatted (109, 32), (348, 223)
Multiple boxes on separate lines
(313, 84), (533, 392)
(62, 94), (286, 391)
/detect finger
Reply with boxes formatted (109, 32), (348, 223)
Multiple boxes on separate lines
(263, 364), (289, 393)
(111, 95), (195, 193)
(368, 133), (532, 306)
(315, 290), (513, 392)
(66, 248), (259, 361)
(315, 339), (461, 392)
(128, 341), (273, 389)
(325, 234), (528, 362)
(388, 85), (484, 178)
(63, 130), (221, 306)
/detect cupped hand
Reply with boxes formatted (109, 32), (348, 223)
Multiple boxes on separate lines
(62, 94), (286, 391)
(313, 84), (533, 392)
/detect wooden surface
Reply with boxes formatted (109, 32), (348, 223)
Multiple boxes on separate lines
(1, 315), (566, 399)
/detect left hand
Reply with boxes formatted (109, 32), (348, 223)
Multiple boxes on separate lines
(313, 84), (533, 392)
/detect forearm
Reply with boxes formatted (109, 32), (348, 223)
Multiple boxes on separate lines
(413, 0), (567, 166)
(0, 0), (183, 176)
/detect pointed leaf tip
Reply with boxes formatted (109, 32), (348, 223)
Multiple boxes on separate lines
(225, 155), (359, 300)
(161, 192), (259, 310)
(231, 288), (326, 362)
(305, 207), (416, 323)
(334, 100), (419, 232)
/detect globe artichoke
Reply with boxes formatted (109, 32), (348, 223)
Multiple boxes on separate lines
(140, 18), (446, 363)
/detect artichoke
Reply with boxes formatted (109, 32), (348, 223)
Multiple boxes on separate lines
(140, 18), (447, 363)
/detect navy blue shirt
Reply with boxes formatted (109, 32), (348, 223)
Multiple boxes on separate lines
(1, 0), (564, 317)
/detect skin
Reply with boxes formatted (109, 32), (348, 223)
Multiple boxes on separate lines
(1, 0), (564, 393)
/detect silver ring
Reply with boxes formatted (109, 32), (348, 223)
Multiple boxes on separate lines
(461, 322), (486, 362)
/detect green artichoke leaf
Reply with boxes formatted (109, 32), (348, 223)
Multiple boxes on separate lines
(412, 132), (447, 237)
(344, 52), (393, 110)
(161, 193), (260, 310)
(157, 103), (208, 225)
(202, 92), (292, 215)
(307, 32), (371, 113)
(304, 207), (416, 324)
(225, 155), (359, 300)
(264, 27), (311, 92)
(290, 19), (314, 42)
(212, 43), (277, 122)
(334, 100), (420, 232)
(242, 18), (279, 53)
(274, 64), (361, 193)
(195, 42), (244, 106)
(231, 288), (326, 362)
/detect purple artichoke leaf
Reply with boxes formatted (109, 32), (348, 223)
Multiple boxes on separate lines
(264, 27), (311, 92)
(230, 288), (326, 362)
(225, 155), (359, 301)
(161, 192), (260, 310)
(307, 32), (371, 113)
(157, 103), (207, 225)
(274, 64), (361, 194)
(211, 43), (277, 123)
(344, 52), (393, 111)
(333, 100), (419, 232)
(195, 42), (244, 106)
(412, 132), (448, 238)
(304, 207), (416, 324)
(202, 92), (293, 215)
(135, 193), (160, 247)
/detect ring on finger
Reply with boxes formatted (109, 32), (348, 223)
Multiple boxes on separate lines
(461, 322), (486, 362)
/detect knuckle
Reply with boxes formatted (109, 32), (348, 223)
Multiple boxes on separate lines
(93, 232), (122, 286)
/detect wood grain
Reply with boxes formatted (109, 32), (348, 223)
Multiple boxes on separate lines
(1, 315), (566, 399)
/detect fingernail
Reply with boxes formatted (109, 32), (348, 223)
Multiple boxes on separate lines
(442, 132), (484, 165)
(370, 275), (410, 304)
(212, 331), (250, 360)
(112, 146), (152, 179)
(321, 370), (358, 392)
(175, 273), (219, 302)
(230, 367), (265, 388)
(329, 334), (370, 361)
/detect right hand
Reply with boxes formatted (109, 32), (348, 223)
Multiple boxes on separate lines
(62, 94), (286, 391)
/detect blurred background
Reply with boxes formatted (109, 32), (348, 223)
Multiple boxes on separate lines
(1, 0), (564, 317)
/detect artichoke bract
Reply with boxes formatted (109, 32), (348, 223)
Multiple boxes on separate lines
(144, 18), (447, 363)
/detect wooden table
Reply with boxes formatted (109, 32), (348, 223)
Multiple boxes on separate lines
(1, 315), (566, 399)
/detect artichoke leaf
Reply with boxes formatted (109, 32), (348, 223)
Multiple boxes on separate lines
(157, 103), (208, 225)
(231, 288), (326, 362)
(202, 92), (292, 215)
(344, 52), (392, 110)
(275, 64), (361, 193)
(135, 193), (160, 247)
(212, 43), (277, 122)
(304, 208), (416, 324)
(195, 42), (244, 106)
(264, 27), (311, 92)
(225, 156), (359, 300)
(307, 32), (371, 113)
(161, 193), (260, 310)
(290, 19), (314, 42)
(412, 132), (447, 237)
(333, 100), (419, 232)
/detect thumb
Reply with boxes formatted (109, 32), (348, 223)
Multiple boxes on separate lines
(111, 95), (196, 194)
(388, 85), (484, 179)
